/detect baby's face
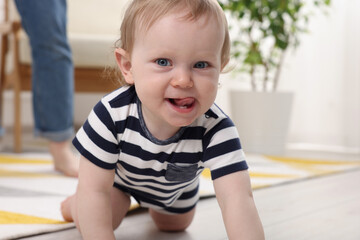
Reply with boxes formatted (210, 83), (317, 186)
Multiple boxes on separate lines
(127, 11), (225, 139)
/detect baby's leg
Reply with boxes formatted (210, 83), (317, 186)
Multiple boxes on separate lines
(60, 194), (79, 228)
(61, 187), (130, 230)
(149, 207), (196, 232)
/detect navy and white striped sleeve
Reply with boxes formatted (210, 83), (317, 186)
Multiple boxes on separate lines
(202, 118), (248, 180)
(73, 99), (119, 169)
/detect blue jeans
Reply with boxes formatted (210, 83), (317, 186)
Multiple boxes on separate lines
(15, 0), (74, 142)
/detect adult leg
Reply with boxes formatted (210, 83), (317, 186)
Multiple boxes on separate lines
(50, 141), (78, 177)
(14, 0), (77, 177)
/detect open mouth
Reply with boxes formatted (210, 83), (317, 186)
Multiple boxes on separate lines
(167, 97), (195, 109)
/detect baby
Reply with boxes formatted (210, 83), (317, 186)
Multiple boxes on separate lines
(61, 0), (264, 239)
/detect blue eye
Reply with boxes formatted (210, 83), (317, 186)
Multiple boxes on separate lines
(156, 58), (171, 66)
(194, 61), (208, 68)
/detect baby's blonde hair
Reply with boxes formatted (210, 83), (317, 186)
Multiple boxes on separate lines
(119, 0), (230, 69)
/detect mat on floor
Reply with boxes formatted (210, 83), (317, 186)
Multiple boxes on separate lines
(0, 152), (359, 240)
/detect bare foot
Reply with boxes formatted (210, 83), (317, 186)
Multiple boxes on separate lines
(61, 196), (74, 222)
(49, 141), (79, 177)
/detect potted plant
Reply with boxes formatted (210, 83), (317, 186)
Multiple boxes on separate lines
(218, 0), (331, 154)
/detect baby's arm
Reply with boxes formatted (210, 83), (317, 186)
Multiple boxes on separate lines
(76, 156), (116, 240)
(213, 170), (265, 240)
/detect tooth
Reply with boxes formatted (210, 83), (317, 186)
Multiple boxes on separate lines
(180, 105), (189, 109)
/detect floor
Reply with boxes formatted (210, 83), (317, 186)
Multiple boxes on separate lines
(2, 130), (360, 240)
(14, 168), (359, 240)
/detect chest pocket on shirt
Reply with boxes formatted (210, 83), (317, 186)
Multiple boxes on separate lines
(165, 163), (198, 182)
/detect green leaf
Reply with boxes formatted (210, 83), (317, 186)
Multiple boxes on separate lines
(219, 0), (331, 91)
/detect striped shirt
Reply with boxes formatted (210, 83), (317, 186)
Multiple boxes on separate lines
(73, 86), (248, 213)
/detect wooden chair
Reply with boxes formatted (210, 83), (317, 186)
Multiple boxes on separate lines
(0, 0), (12, 138)
(2, 0), (126, 152)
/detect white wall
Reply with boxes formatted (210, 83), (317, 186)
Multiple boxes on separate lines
(342, 0), (360, 152)
(280, 0), (360, 152)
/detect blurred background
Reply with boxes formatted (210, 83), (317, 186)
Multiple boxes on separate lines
(0, 0), (359, 157)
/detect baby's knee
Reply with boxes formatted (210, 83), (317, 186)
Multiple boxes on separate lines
(149, 208), (195, 232)
(60, 195), (82, 232)
(112, 220), (121, 231)
(111, 208), (124, 230)
(60, 196), (74, 222)
(155, 220), (191, 232)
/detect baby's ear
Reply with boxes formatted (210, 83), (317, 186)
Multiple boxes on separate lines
(115, 48), (134, 85)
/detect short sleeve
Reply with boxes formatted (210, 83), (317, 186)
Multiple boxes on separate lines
(73, 100), (119, 169)
(202, 118), (248, 180)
